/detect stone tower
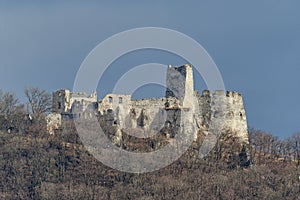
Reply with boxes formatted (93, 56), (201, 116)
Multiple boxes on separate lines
(165, 64), (249, 144)
(165, 64), (198, 140)
(52, 89), (71, 113)
(166, 64), (194, 105)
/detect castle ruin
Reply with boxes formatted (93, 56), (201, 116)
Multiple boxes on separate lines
(47, 64), (249, 147)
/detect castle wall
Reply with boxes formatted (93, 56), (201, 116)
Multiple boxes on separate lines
(49, 64), (249, 146)
(98, 94), (132, 128)
(98, 94), (131, 114)
(69, 91), (97, 112)
(223, 91), (248, 143)
(52, 89), (71, 113)
(52, 89), (97, 114)
(197, 90), (249, 144)
(130, 98), (166, 131)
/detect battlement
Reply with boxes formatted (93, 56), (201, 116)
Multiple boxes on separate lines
(226, 91), (242, 98)
(201, 90), (242, 99)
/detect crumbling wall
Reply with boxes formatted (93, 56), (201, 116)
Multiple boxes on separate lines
(69, 91), (97, 112)
(197, 90), (249, 144)
(52, 89), (71, 113)
(52, 89), (97, 114)
(98, 94), (131, 114)
(130, 98), (166, 130)
(49, 64), (249, 149)
(98, 94), (132, 128)
(222, 91), (248, 143)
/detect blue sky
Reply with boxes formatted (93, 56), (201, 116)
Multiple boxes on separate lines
(0, 1), (300, 138)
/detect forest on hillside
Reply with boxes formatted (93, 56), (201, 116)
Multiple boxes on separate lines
(0, 88), (299, 199)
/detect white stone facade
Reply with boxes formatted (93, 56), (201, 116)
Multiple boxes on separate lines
(47, 64), (249, 144)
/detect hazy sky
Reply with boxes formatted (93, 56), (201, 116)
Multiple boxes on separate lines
(0, 1), (300, 138)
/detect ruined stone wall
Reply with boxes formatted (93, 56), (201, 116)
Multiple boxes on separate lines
(52, 89), (97, 114)
(97, 94), (132, 128)
(197, 90), (249, 144)
(49, 64), (249, 148)
(130, 98), (166, 130)
(222, 91), (248, 143)
(69, 91), (97, 112)
(52, 89), (71, 113)
(98, 94), (131, 114)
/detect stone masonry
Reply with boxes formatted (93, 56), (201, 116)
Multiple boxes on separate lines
(47, 64), (249, 147)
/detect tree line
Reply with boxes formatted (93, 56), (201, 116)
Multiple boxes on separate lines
(249, 128), (300, 166)
(0, 87), (51, 134)
(0, 87), (299, 199)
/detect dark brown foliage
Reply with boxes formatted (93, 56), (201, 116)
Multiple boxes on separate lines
(0, 127), (299, 199)
(0, 89), (299, 199)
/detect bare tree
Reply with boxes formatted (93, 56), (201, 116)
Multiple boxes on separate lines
(24, 87), (51, 116)
(0, 91), (19, 116)
(249, 128), (282, 164)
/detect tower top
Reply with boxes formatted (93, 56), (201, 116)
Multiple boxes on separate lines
(165, 64), (194, 101)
